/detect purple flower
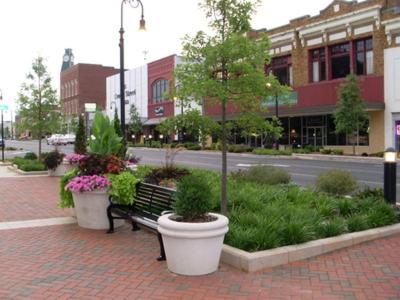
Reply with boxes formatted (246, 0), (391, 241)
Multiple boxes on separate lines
(65, 175), (110, 193)
(65, 154), (86, 165)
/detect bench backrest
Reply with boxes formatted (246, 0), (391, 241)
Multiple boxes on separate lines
(134, 182), (176, 221)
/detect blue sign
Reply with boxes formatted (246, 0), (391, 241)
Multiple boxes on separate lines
(0, 103), (9, 111)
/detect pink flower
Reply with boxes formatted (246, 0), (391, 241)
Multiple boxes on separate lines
(65, 154), (86, 165)
(65, 175), (110, 193)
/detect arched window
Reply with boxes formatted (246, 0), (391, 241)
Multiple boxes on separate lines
(152, 79), (168, 103)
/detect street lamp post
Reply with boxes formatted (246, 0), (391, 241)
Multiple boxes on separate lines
(266, 82), (279, 150)
(0, 89), (4, 162)
(119, 0), (146, 144)
(384, 147), (397, 205)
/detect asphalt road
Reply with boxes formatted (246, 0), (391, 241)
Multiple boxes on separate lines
(4, 139), (399, 201)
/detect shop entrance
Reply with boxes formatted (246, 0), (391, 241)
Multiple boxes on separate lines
(307, 127), (324, 147)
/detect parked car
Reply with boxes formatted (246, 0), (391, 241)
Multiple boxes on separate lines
(64, 134), (76, 144)
(46, 134), (64, 145)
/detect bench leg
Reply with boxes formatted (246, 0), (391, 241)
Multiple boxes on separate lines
(106, 206), (114, 234)
(157, 232), (166, 261)
(131, 221), (140, 231)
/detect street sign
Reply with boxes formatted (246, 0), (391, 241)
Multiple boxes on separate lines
(85, 103), (96, 112)
(0, 103), (9, 111)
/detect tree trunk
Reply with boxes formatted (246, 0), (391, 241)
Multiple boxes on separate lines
(221, 99), (228, 216)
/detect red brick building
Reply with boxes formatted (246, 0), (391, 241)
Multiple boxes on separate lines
(60, 63), (119, 121)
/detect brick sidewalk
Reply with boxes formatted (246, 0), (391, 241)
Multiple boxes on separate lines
(0, 177), (73, 222)
(0, 176), (399, 299)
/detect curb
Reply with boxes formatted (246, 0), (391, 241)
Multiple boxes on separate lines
(128, 147), (386, 164)
(220, 223), (400, 272)
(7, 165), (48, 176)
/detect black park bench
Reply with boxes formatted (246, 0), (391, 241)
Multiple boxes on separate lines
(106, 182), (176, 261)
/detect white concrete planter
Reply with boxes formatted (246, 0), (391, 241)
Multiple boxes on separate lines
(158, 213), (229, 276)
(72, 190), (124, 230)
(48, 162), (75, 177)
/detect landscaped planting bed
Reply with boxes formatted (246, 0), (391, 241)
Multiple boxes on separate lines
(133, 165), (399, 253)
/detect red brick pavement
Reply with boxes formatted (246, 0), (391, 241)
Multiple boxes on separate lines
(0, 224), (399, 300)
(1, 176), (400, 299)
(0, 177), (73, 221)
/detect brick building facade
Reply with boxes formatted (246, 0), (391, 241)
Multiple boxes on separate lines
(205, 0), (400, 154)
(60, 64), (119, 124)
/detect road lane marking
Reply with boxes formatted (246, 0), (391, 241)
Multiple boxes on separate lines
(236, 163), (290, 168)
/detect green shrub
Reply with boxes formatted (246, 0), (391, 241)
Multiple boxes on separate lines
(332, 149), (344, 155)
(173, 175), (212, 221)
(107, 172), (140, 205)
(184, 142), (202, 151)
(366, 202), (398, 228)
(316, 170), (357, 196)
(12, 157), (45, 171)
(75, 114), (87, 154)
(316, 218), (347, 238)
(149, 141), (162, 148)
(128, 143), (145, 148)
(292, 148), (312, 154)
(24, 152), (38, 160)
(232, 165), (291, 185)
(252, 149), (292, 156)
(304, 145), (321, 153)
(59, 168), (79, 208)
(347, 214), (369, 232)
(320, 148), (332, 155)
(336, 198), (356, 217)
(356, 187), (384, 200)
(228, 144), (253, 153)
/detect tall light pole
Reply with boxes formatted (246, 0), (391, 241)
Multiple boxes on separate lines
(119, 0), (146, 145)
(266, 82), (279, 150)
(0, 89), (4, 162)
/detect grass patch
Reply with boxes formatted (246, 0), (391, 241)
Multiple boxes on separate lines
(188, 170), (399, 252)
(12, 157), (46, 172)
(252, 149), (292, 156)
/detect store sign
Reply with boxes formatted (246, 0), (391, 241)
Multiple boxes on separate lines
(114, 90), (136, 100)
(154, 106), (164, 117)
(84, 103), (96, 112)
(0, 103), (9, 111)
(261, 91), (298, 108)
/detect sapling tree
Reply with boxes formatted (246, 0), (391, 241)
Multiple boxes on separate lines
(174, 0), (272, 214)
(334, 74), (368, 155)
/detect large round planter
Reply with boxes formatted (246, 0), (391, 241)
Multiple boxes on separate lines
(158, 213), (229, 276)
(48, 162), (75, 177)
(72, 190), (124, 230)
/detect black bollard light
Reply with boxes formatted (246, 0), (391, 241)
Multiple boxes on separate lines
(384, 147), (397, 205)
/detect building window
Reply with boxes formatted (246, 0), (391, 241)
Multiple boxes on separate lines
(152, 79), (168, 103)
(355, 38), (373, 75)
(310, 48), (326, 82)
(330, 42), (350, 79)
(268, 55), (292, 86)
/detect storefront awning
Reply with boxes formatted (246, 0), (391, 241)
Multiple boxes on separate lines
(143, 117), (167, 126)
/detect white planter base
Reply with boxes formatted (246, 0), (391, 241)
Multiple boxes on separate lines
(48, 162), (74, 177)
(158, 213), (229, 276)
(72, 190), (124, 230)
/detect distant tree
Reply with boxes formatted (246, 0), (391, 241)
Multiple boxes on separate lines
(334, 74), (368, 155)
(237, 113), (283, 148)
(16, 56), (61, 157)
(129, 104), (143, 143)
(174, 0), (272, 215)
(74, 114), (87, 154)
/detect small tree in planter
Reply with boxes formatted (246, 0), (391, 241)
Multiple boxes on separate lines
(158, 175), (229, 276)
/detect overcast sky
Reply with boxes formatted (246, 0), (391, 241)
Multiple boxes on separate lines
(0, 0), (343, 120)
